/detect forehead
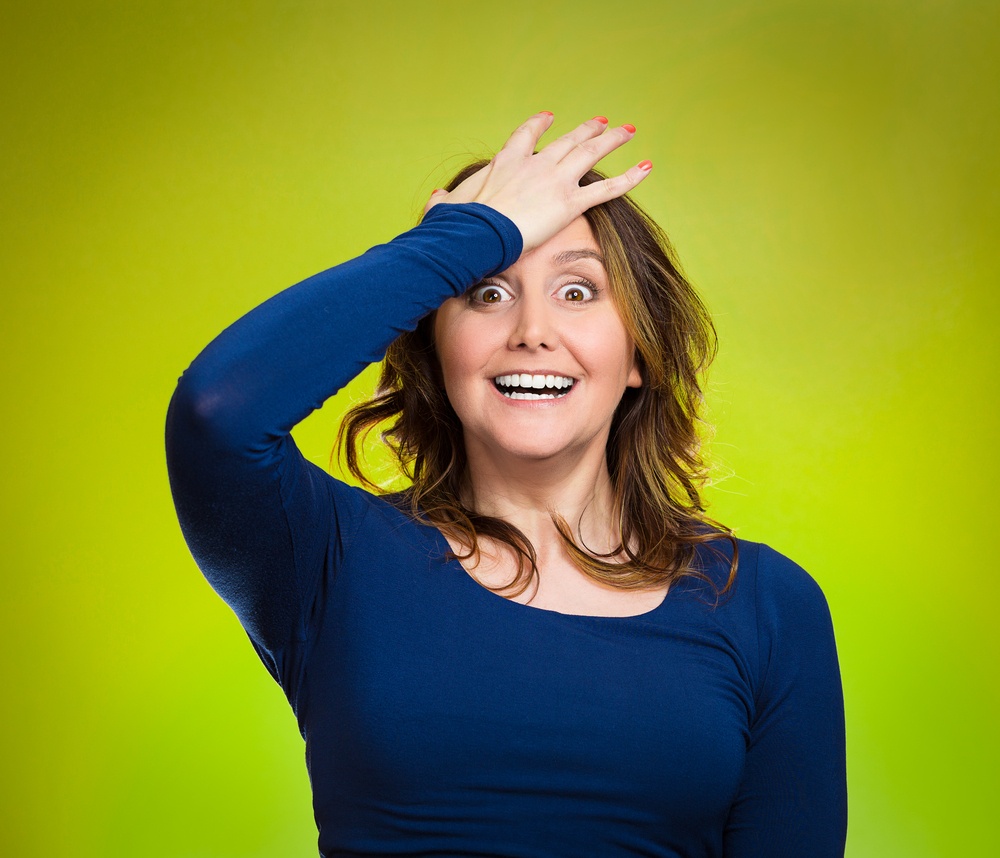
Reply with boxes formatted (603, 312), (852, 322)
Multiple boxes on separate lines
(513, 216), (603, 271)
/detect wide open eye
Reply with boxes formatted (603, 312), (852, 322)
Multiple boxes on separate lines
(557, 281), (597, 302)
(467, 282), (513, 305)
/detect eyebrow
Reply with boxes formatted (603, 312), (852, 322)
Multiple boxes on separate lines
(551, 249), (605, 266)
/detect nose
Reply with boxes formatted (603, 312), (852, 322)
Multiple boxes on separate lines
(507, 290), (558, 351)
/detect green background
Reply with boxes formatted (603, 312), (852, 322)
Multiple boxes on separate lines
(2, 1), (996, 855)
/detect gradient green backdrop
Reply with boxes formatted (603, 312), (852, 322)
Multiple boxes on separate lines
(2, 1), (996, 855)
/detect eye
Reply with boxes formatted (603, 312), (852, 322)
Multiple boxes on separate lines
(467, 282), (513, 305)
(557, 281), (597, 302)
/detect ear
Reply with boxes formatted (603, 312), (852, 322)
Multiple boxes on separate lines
(626, 352), (643, 388)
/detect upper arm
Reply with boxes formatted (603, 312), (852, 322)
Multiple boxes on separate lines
(723, 545), (847, 856)
(165, 370), (362, 687)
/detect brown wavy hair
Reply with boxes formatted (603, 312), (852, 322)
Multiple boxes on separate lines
(338, 161), (737, 596)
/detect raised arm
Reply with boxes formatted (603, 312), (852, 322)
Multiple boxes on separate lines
(165, 203), (523, 679)
(165, 112), (650, 685)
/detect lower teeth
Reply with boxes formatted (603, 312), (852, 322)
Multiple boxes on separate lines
(502, 391), (565, 400)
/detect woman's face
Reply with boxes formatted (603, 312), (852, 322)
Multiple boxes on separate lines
(433, 216), (642, 470)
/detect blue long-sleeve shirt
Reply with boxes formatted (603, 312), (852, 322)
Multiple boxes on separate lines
(166, 202), (847, 857)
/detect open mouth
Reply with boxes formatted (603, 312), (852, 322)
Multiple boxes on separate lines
(493, 373), (576, 401)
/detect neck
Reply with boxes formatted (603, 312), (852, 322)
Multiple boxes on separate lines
(461, 442), (621, 554)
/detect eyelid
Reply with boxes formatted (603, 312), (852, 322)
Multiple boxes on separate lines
(467, 280), (514, 305)
(556, 278), (599, 301)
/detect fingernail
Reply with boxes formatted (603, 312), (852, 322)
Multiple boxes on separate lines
(593, 115), (609, 124)
(623, 124), (637, 134)
(539, 110), (554, 116)
(638, 160), (653, 171)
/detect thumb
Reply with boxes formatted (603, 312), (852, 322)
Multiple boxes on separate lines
(422, 188), (449, 216)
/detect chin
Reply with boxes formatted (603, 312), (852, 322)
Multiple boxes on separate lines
(492, 433), (594, 465)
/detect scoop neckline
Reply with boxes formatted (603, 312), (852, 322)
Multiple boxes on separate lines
(430, 526), (673, 621)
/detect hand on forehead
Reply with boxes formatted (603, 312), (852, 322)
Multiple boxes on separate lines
(425, 113), (651, 253)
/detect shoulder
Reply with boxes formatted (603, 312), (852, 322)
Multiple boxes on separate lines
(690, 536), (837, 662)
(741, 540), (834, 630)
(733, 540), (840, 702)
(691, 537), (829, 611)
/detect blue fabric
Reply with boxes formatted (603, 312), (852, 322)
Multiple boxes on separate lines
(166, 202), (847, 857)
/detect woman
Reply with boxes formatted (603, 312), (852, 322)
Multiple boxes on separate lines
(166, 113), (847, 856)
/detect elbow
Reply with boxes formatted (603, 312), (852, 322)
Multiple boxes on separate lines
(165, 364), (249, 459)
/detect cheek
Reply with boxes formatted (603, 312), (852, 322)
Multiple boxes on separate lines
(434, 328), (469, 390)
(433, 323), (490, 414)
(432, 304), (466, 384)
(584, 317), (636, 380)
(434, 309), (504, 380)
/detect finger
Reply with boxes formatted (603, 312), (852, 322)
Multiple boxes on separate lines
(537, 116), (613, 162)
(494, 111), (556, 160)
(558, 123), (638, 175)
(575, 160), (653, 210)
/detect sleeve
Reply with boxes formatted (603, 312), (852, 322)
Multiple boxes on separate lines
(164, 202), (522, 689)
(723, 544), (848, 857)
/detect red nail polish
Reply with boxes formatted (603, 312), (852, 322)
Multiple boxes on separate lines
(623, 124), (637, 134)
(638, 160), (653, 171)
(593, 116), (609, 124)
(539, 110), (554, 116)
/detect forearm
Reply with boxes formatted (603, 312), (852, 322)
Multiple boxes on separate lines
(167, 202), (521, 455)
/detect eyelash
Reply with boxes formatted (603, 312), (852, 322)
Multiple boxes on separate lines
(467, 282), (512, 305)
(557, 279), (599, 302)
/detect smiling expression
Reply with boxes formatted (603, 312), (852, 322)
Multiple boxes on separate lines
(433, 216), (642, 470)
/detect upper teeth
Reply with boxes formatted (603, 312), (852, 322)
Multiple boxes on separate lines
(494, 374), (574, 390)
